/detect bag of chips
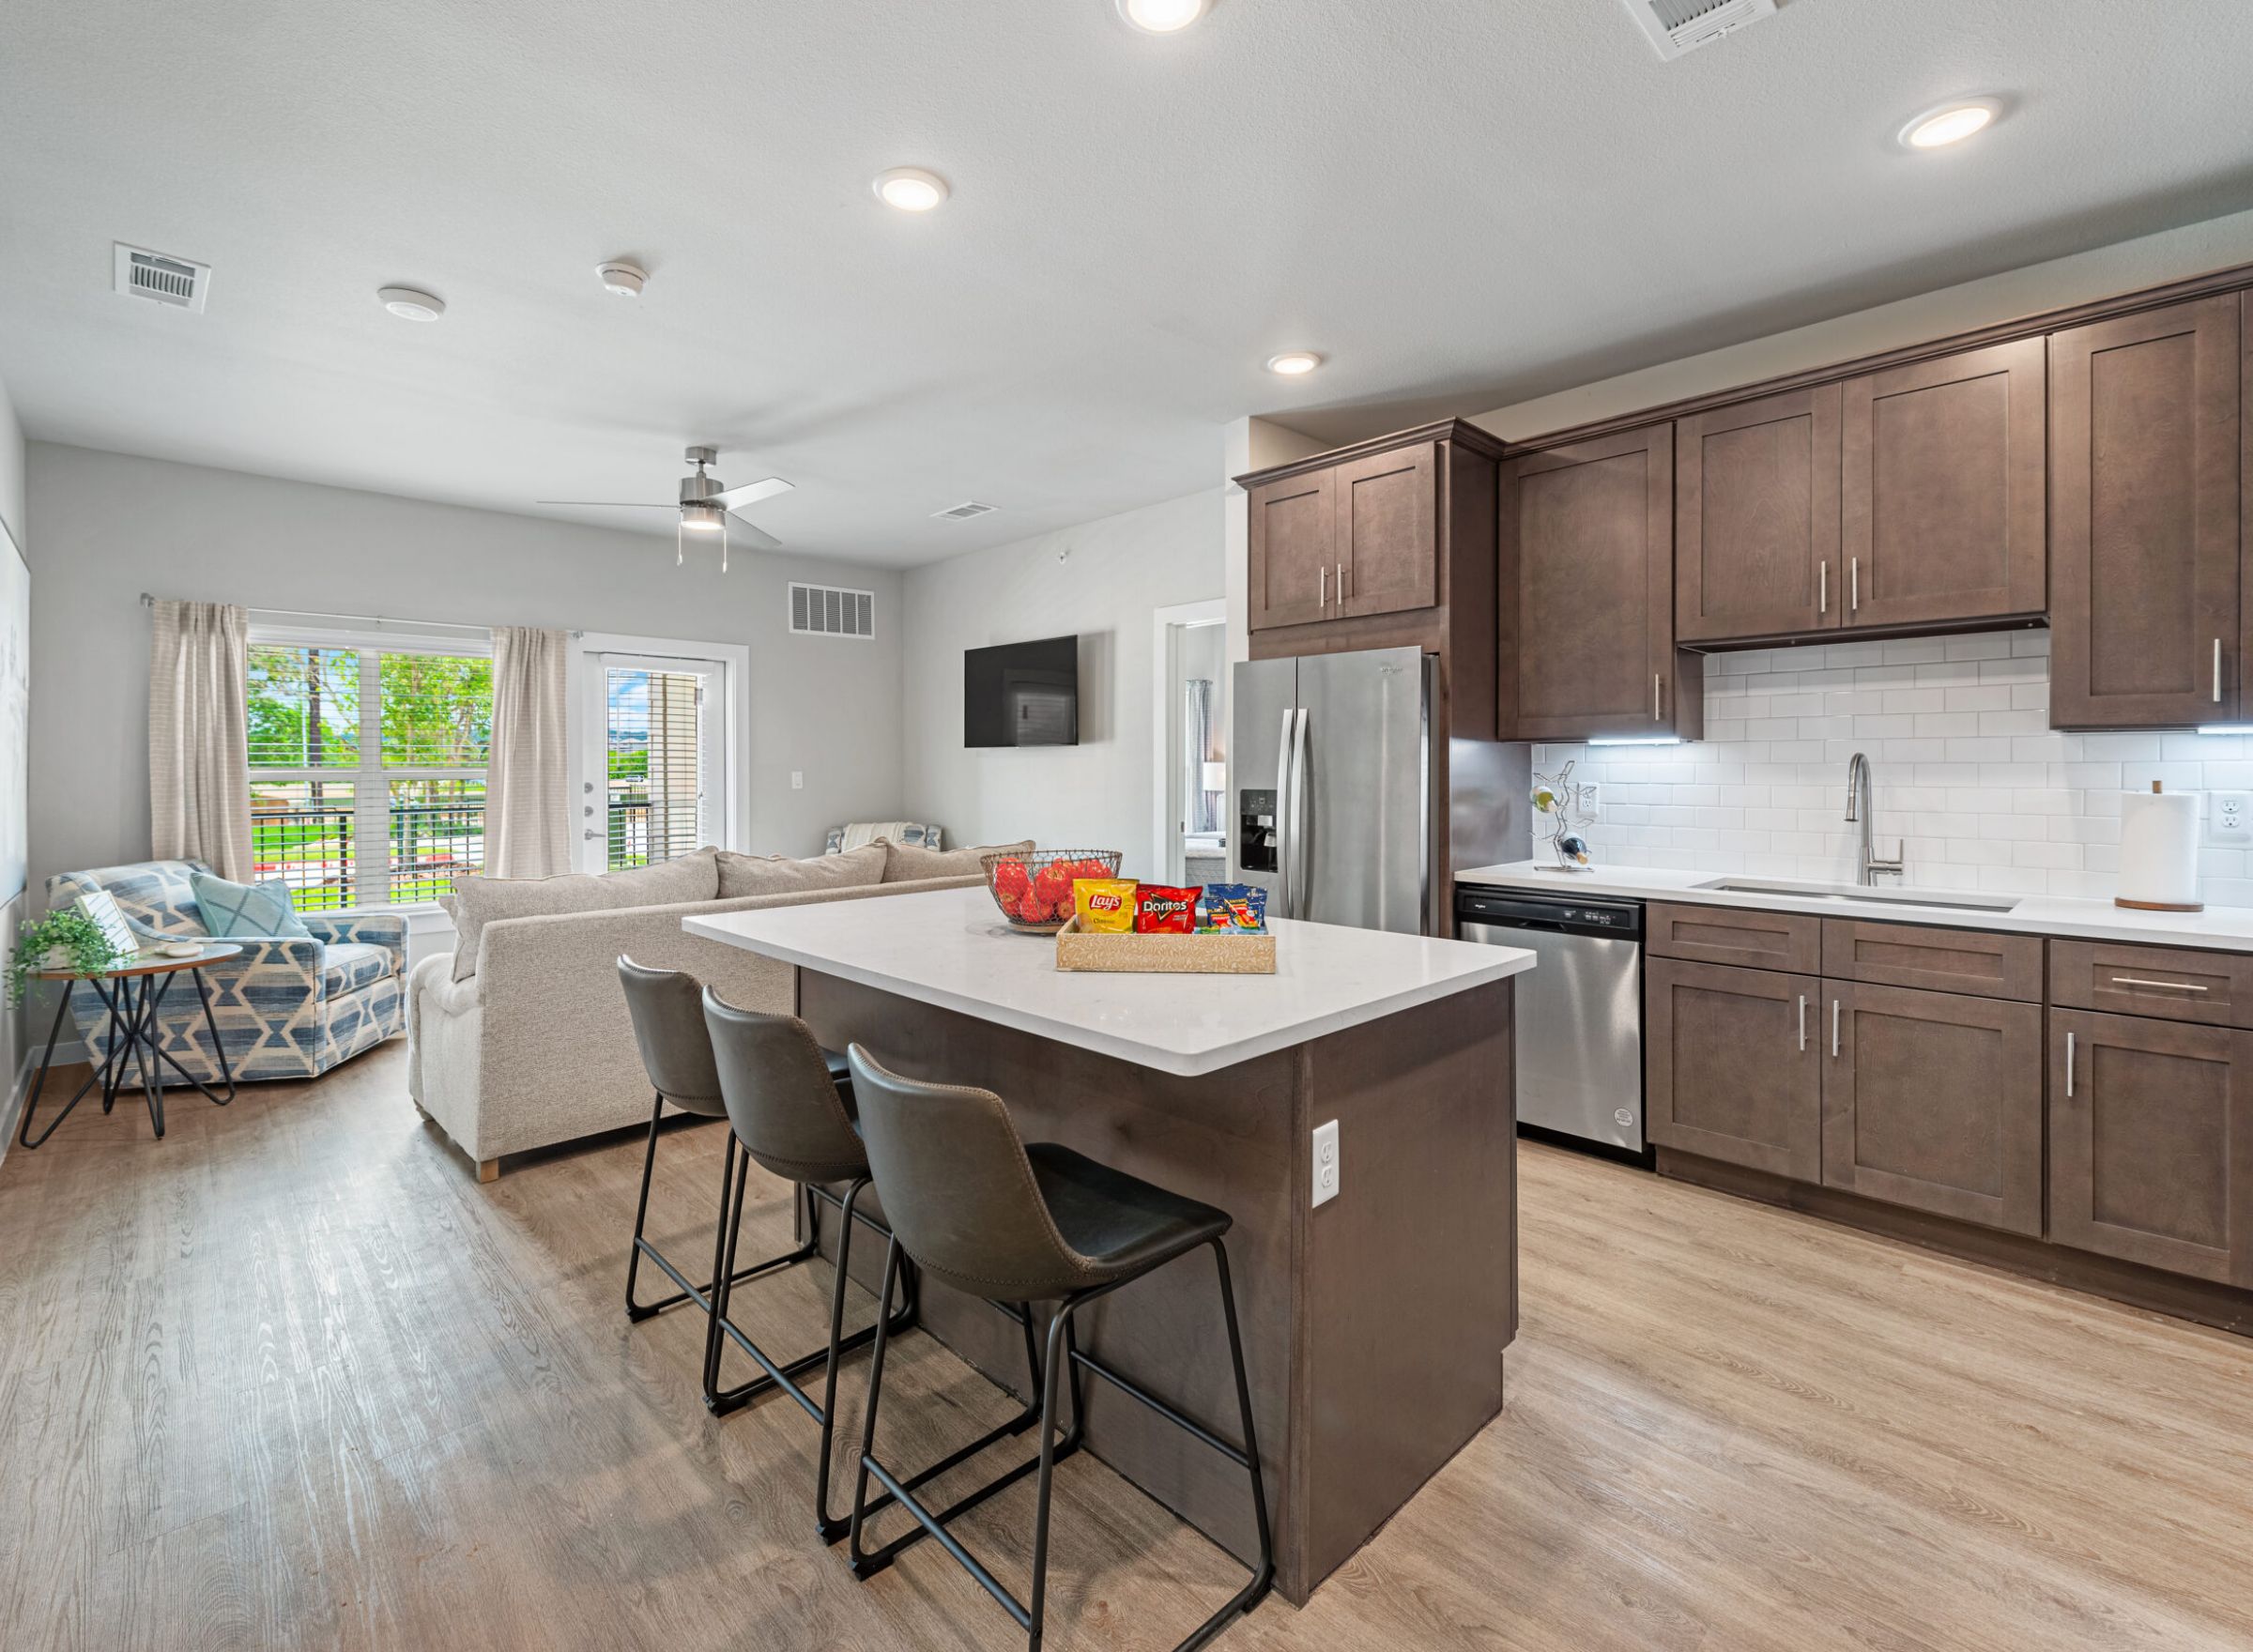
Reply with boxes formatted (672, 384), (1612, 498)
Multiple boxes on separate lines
(1133, 884), (1201, 935)
(1198, 884), (1268, 934)
(1074, 878), (1138, 933)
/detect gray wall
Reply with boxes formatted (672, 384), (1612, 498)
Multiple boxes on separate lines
(901, 487), (1223, 868)
(23, 443), (907, 908)
(0, 374), (26, 1119)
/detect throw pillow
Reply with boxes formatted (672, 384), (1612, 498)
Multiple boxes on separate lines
(882, 837), (1035, 882)
(190, 871), (312, 939)
(717, 842), (885, 900)
(448, 848), (720, 981)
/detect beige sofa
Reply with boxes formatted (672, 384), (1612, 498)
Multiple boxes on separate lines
(405, 842), (1017, 1179)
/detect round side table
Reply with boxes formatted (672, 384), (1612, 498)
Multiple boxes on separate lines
(17, 942), (244, 1148)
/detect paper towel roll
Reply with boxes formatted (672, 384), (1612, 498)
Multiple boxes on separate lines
(2117, 788), (2201, 910)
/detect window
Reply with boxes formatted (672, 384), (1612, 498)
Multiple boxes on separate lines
(248, 635), (492, 909)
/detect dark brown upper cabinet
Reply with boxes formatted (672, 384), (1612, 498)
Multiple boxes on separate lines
(1675, 383), (1844, 644)
(1247, 466), (1336, 632)
(2048, 295), (2243, 728)
(1498, 423), (1700, 742)
(1334, 442), (1438, 620)
(1839, 338), (2047, 631)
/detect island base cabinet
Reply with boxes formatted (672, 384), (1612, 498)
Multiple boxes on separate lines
(1821, 984), (2044, 1235)
(2051, 1009), (2253, 1286)
(1646, 957), (1821, 1181)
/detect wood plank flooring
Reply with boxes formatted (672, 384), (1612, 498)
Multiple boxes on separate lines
(3, 1042), (2250, 1650)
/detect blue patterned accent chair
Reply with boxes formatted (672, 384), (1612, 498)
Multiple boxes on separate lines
(45, 860), (406, 1084)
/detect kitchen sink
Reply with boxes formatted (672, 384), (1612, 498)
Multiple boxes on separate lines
(1694, 877), (2022, 914)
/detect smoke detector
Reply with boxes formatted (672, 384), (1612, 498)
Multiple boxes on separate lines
(113, 243), (210, 312)
(932, 500), (998, 521)
(1621, 0), (1777, 59)
(377, 285), (446, 321)
(598, 260), (647, 298)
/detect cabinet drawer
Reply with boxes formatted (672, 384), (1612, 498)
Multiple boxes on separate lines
(1648, 902), (1820, 972)
(2048, 941), (2253, 1029)
(1821, 920), (2043, 1002)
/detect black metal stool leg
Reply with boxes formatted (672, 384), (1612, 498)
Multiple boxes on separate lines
(623, 1092), (668, 1319)
(1026, 1297), (1082, 1650)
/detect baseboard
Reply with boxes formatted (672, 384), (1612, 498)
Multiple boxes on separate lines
(0, 1043), (35, 1177)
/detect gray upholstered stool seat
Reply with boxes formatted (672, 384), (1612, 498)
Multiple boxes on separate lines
(1023, 1145), (1231, 1292)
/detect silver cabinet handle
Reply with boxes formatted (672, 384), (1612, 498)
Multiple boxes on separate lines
(1318, 565), (1326, 610)
(2215, 638), (2224, 703)
(2110, 975), (2208, 992)
(2066, 1031), (2076, 1098)
(1336, 560), (1345, 604)
(1797, 994), (1806, 1052)
(1653, 674), (1663, 722)
(1818, 560), (1828, 614)
(1850, 557), (1860, 612)
(1832, 998), (1841, 1058)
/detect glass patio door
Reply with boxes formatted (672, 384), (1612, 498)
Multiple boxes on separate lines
(580, 652), (728, 872)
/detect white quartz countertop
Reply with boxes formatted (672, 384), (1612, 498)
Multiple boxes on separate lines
(1455, 859), (2253, 954)
(686, 885), (1534, 1078)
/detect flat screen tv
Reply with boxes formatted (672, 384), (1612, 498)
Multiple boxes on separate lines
(965, 634), (1080, 747)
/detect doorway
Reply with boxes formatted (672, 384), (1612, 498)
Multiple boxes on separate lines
(580, 651), (729, 872)
(1151, 600), (1228, 884)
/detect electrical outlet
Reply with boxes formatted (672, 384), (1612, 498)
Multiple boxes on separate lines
(1576, 781), (1602, 820)
(1311, 1119), (1340, 1208)
(2210, 790), (2251, 846)
(790, 771), (805, 791)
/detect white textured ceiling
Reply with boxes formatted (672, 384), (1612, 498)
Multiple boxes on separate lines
(2, 0), (2250, 567)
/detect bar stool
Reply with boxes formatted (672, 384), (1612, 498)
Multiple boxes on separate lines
(617, 957), (860, 1415)
(843, 1045), (1274, 1652)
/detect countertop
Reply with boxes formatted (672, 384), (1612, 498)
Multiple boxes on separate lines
(686, 885), (1535, 1078)
(1454, 859), (2253, 954)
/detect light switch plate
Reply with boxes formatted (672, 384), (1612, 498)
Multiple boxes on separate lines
(2210, 790), (2251, 847)
(790, 771), (805, 791)
(1311, 1119), (1340, 1209)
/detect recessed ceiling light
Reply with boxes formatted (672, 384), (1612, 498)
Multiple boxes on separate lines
(377, 285), (445, 321)
(873, 167), (949, 211)
(597, 260), (647, 297)
(1266, 351), (1321, 376)
(1897, 98), (2001, 150)
(1117, 0), (1210, 32)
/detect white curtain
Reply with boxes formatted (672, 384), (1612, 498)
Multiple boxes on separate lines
(148, 599), (253, 880)
(485, 626), (570, 880)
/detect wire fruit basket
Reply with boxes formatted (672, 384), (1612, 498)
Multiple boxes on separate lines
(979, 849), (1124, 934)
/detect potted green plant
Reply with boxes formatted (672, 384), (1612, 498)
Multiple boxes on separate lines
(6, 909), (130, 1007)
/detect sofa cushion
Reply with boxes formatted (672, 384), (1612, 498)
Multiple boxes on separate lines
(882, 837), (1035, 882)
(717, 842), (885, 899)
(449, 849), (720, 981)
(191, 871), (312, 939)
(320, 941), (393, 996)
(826, 820), (941, 856)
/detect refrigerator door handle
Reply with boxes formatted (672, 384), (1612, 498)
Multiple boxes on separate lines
(1290, 707), (1311, 920)
(1273, 705), (1297, 919)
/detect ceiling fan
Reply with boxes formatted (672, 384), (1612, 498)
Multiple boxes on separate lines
(539, 446), (794, 572)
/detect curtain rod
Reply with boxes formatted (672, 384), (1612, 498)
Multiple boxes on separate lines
(139, 593), (583, 639)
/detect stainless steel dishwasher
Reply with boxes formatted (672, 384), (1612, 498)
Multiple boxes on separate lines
(1455, 886), (1646, 1155)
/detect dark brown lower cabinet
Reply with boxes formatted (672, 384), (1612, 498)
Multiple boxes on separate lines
(1822, 983), (2044, 1235)
(1647, 957), (1821, 1181)
(2050, 1009), (2253, 1286)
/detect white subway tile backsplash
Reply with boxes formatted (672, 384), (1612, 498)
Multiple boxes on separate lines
(1537, 630), (2244, 905)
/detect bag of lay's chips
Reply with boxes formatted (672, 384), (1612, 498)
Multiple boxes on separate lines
(1074, 879), (1138, 933)
(1198, 883), (1267, 934)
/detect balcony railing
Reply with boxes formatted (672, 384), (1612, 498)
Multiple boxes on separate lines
(250, 801), (485, 910)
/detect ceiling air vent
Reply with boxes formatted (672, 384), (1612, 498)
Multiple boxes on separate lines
(113, 243), (211, 312)
(1622, 0), (1777, 59)
(790, 582), (876, 640)
(932, 500), (998, 521)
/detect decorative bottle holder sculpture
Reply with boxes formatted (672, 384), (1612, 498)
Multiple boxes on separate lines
(1532, 760), (1594, 873)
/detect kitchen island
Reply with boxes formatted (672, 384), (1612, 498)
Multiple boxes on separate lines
(687, 885), (1534, 1605)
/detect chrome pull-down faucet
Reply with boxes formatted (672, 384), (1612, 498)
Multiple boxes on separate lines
(1845, 752), (1906, 886)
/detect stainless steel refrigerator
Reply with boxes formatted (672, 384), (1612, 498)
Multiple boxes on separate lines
(1229, 646), (1439, 935)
